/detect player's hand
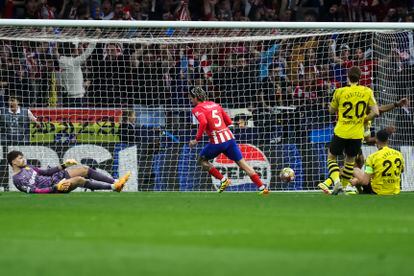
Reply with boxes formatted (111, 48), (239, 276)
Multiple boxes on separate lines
(350, 178), (359, 187)
(63, 159), (78, 167)
(56, 181), (71, 192)
(189, 140), (198, 149)
(397, 98), (409, 107)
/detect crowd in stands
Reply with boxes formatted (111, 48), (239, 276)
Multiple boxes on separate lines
(1, 1), (413, 22)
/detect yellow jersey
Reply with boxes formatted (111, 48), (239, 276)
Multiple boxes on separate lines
(331, 84), (377, 139)
(365, 146), (404, 195)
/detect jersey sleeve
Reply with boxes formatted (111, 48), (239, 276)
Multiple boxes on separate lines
(365, 154), (374, 174)
(192, 109), (208, 141)
(33, 166), (61, 176)
(400, 153), (405, 173)
(330, 89), (339, 110)
(367, 88), (377, 107)
(220, 106), (233, 126)
(13, 177), (53, 194)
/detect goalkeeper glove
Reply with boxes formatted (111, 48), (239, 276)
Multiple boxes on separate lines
(61, 159), (78, 169)
(56, 181), (71, 192)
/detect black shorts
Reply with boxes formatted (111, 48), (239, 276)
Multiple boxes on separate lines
(329, 135), (362, 157)
(360, 183), (376, 195)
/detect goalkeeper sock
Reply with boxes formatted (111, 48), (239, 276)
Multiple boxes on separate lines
(84, 180), (113, 190)
(208, 167), (225, 181)
(87, 168), (115, 184)
(327, 159), (340, 186)
(250, 174), (265, 189)
(341, 161), (355, 187)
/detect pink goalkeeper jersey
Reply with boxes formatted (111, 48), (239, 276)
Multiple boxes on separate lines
(192, 101), (235, 144)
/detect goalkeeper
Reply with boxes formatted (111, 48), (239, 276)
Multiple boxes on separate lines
(7, 150), (130, 193)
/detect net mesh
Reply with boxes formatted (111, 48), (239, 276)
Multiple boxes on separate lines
(0, 24), (413, 192)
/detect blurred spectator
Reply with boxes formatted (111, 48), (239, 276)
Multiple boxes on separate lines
(38, 53), (59, 107)
(234, 113), (251, 128)
(120, 110), (137, 144)
(333, 43), (353, 87)
(56, 39), (97, 107)
(354, 47), (375, 87)
(0, 96), (40, 143)
(101, 0), (114, 20)
(91, 42), (131, 106)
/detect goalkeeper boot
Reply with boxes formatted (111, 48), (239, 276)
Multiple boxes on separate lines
(114, 171), (131, 192)
(218, 178), (231, 193)
(318, 183), (332, 195)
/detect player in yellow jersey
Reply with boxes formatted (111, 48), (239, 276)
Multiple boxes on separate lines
(318, 66), (379, 195)
(350, 129), (404, 195)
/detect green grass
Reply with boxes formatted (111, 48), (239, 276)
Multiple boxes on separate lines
(1, 192), (414, 276)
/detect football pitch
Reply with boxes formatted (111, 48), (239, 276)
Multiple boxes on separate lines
(1, 192), (414, 276)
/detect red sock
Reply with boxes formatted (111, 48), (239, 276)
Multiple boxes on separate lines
(208, 167), (224, 181)
(250, 173), (264, 188)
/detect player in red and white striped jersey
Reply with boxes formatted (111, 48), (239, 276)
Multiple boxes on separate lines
(188, 87), (269, 195)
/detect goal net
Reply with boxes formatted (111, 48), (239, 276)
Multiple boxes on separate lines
(0, 20), (413, 192)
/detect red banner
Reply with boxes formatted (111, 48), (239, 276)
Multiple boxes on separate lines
(31, 108), (123, 123)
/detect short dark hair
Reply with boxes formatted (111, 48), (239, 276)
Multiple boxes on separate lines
(7, 150), (23, 166)
(189, 87), (207, 102)
(376, 129), (390, 143)
(348, 66), (361, 83)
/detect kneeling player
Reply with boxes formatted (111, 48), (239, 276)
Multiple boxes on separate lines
(7, 150), (130, 194)
(350, 129), (404, 195)
(188, 87), (268, 195)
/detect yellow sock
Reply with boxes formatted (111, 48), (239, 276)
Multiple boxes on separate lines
(342, 162), (355, 188)
(327, 159), (340, 186)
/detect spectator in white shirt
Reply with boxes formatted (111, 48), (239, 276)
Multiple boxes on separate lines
(56, 41), (96, 106)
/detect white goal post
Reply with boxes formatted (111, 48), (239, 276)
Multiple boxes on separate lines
(0, 19), (413, 192)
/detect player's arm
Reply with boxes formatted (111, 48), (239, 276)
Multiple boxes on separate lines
(365, 90), (379, 122)
(14, 179), (53, 194)
(220, 106), (233, 127)
(379, 98), (409, 115)
(189, 111), (208, 148)
(34, 159), (78, 175)
(73, 42), (97, 66)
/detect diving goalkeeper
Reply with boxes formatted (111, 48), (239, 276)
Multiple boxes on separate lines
(7, 150), (130, 193)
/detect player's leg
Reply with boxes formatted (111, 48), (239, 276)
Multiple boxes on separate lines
(66, 165), (115, 184)
(340, 139), (361, 194)
(65, 165), (130, 192)
(198, 143), (225, 179)
(235, 159), (268, 194)
(318, 135), (343, 194)
(226, 140), (268, 194)
(350, 168), (376, 194)
(350, 167), (365, 186)
(55, 176), (127, 193)
(197, 155), (231, 193)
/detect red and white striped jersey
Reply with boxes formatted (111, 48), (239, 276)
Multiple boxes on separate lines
(192, 101), (235, 144)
